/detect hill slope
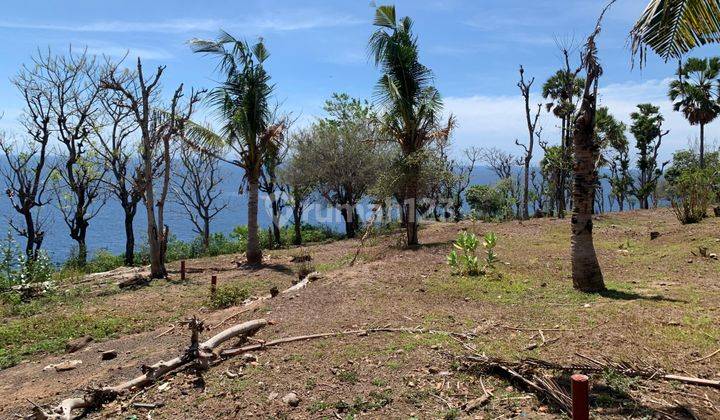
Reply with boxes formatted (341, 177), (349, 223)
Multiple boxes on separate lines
(2, 208), (719, 419)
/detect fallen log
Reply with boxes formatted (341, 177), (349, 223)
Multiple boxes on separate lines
(33, 318), (267, 420)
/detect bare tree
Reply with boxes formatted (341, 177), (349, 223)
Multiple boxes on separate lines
(481, 147), (516, 181)
(92, 85), (142, 266)
(516, 65), (542, 220)
(172, 146), (228, 250)
(446, 147), (480, 222)
(102, 58), (201, 279)
(0, 62), (56, 261)
(45, 50), (108, 266)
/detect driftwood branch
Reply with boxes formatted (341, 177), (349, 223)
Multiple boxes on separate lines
(33, 318), (268, 420)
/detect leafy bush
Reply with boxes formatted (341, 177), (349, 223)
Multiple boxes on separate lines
(447, 231), (480, 275)
(669, 168), (713, 224)
(0, 232), (55, 291)
(84, 249), (125, 273)
(208, 284), (250, 309)
(447, 231), (499, 276)
(466, 179), (516, 221)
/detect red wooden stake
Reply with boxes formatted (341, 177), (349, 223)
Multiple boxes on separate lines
(571, 374), (589, 420)
(211, 275), (217, 297)
(180, 260), (186, 281)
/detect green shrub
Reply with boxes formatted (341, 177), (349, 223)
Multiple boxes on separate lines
(0, 232), (55, 291)
(85, 249), (125, 273)
(466, 179), (516, 221)
(447, 231), (499, 276)
(209, 284), (250, 309)
(669, 168), (713, 224)
(447, 231), (480, 275)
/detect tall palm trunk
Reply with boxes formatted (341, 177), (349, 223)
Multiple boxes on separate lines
(246, 174), (262, 265)
(571, 57), (605, 293)
(700, 122), (705, 169)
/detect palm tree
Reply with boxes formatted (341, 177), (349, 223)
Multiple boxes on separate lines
(542, 71), (585, 218)
(668, 57), (720, 168)
(631, 0), (720, 63)
(368, 5), (447, 246)
(189, 32), (282, 265)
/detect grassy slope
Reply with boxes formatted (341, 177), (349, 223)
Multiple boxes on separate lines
(1, 208), (719, 419)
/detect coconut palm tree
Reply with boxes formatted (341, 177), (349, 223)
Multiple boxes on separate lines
(369, 5), (447, 246)
(668, 57), (720, 168)
(189, 32), (282, 265)
(631, 0), (720, 64)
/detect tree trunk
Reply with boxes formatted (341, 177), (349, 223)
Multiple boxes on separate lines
(22, 210), (37, 261)
(123, 208), (135, 266)
(246, 176), (262, 265)
(571, 78), (604, 293)
(293, 203), (302, 246)
(145, 157), (166, 279)
(76, 237), (87, 268)
(405, 166), (420, 246)
(340, 205), (357, 239)
(700, 122), (705, 169)
(270, 194), (281, 248)
(522, 160), (530, 220)
(202, 217), (210, 251)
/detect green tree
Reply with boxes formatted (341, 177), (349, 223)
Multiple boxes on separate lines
(293, 94), (386, 238)
(369, 5), (450, 245)
(629, 104), (668, 210)
(595, 107), (630, 211)
(189, 32), (282, 265)
(668, 57), (720, 168)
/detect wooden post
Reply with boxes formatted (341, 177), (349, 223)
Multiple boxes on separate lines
(571, 374), (589, 420)
(211, 275), (217, 297)
(180, 260), (186, 281)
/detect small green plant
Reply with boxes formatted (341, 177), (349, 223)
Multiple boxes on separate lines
(208, 284), (250, 309)
(483, 232), (498, 269)
(447, 231), (499, 276)
(447, 231), (480, 275)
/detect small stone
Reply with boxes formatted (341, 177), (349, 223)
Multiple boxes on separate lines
(44, 360), (82, 372)
(583, 303), (591, 308)
(101, 350), (117, 361)
(710, 253), (718, 260)
(65, 336), (93, 353)
(242, 353), (257, 362)
(281, 392), (300, 407)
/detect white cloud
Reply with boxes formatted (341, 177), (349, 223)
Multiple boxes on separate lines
(0, 14), (364, 34)
(444, 78), (713, 162)
(83, 43), (174, 60)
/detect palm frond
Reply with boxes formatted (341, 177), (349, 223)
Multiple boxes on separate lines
(374, 5), (397, 29)
(631, 0), (720, 63)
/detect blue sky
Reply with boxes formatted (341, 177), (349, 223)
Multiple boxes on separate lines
(0, 0), (718, 161)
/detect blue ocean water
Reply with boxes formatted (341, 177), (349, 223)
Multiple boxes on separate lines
(1, 162), (625, 263)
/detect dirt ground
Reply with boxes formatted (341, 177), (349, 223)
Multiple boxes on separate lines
(1, 208), (719, 419)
